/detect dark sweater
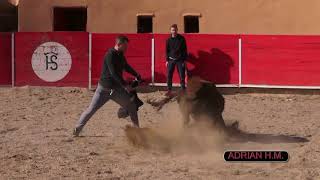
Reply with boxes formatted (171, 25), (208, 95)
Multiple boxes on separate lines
(166, 34), (188, 61)
(99, 48), (139, 89)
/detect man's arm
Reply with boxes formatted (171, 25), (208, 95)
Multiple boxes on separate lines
(106, 53), (127, 87)
(123, 57), (140, 79)
(124, 63), (140, 78)
(181, 36), (188, 61)
(166, 38), (170, 62)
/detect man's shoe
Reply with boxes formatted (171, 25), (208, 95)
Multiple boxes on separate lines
(117, 107), (129, 119)
(73, 127), (81, 137)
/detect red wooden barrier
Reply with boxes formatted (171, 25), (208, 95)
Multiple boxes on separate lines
(91, 33), (152, 86)
(15, 32), (89, 87)
(0, 33), (12, 85)
(154, 34), (240, 85)
(12, 33), (320, 88)
(242, 35), (320, 86)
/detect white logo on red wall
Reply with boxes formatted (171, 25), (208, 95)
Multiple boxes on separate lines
(32, 42), (72, 82)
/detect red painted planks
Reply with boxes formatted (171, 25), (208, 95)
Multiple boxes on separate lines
(154, 34), (240, 85)
(242, 35), (320, 86)
(0, 33), (12, 85)
(91, 33), (152, 85)
(15, 32), (89, 87)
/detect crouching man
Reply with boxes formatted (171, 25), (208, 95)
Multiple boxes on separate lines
(73, 35), (142, 137)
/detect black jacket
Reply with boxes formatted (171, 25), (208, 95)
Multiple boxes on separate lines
(99, 48), (139, 88)
(166, 34), (188, 62)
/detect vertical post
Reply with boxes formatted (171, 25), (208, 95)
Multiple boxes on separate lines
(11, 33), (15, 87)
(88, 33), (92, 90)
(151, 37), (155, 85)
(238, 38), (242, 88)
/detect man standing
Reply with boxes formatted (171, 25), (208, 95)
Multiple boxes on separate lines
(166, 24), (188, 96)
(73, 36), (142, 137)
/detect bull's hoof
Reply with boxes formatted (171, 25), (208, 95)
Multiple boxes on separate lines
(231, 121), (239, 129)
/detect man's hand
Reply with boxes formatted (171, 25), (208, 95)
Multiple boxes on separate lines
(166, 61), (168, 67)
(136, 74), (142, 82)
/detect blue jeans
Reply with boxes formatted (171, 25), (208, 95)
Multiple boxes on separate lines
(167, 60), (186, 90)
(76, 83), (139, 130)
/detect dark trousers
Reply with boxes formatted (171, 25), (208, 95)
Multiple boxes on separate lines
(76, 83), (139, 130)
(167, 60), (186, 90)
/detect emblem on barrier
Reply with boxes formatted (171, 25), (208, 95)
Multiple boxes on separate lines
(32, 42), (72, 82)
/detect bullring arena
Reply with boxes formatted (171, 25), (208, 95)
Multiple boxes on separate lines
(1, 84), (320, 179)
(1, 32), (320, 180)
(2, 1), (320, 179)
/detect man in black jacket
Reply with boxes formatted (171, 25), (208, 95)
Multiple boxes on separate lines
(73, 36), (142, 137)
(166, 24), (188, 96)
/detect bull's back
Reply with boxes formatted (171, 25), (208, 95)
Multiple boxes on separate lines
(194, 83), (225, 115)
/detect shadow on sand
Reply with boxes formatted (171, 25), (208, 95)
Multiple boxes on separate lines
(226, 123), (310, 144)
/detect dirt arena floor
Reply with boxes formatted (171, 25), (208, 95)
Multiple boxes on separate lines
(1, 86), (320, 180)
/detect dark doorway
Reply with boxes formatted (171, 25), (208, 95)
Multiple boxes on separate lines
(137, 16), (153, 33)
(184, 16), (199, 33)
(0, 2), (18, 32)
(53, 7), (87, 31)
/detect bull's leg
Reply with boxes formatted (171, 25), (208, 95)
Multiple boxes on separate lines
(179, 102), (191, 126)
(182, 112), (191, 127)
(211, 114), (227, 131)
(178, 97), (193, 127)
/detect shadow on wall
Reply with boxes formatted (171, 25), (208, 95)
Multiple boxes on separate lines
(187, 48), (234, 84)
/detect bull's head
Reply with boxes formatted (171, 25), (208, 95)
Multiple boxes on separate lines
(186, 76), (212, 98)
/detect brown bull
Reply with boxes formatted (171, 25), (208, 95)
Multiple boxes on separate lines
(177, 76), (226, 130)
(124, 76), (229, 151)
(125, 77), (309, 150)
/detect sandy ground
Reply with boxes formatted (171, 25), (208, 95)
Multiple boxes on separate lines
(0, 86), (320, 180)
